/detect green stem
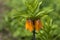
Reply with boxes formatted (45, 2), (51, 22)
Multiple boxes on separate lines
(33, 28), (36, 40)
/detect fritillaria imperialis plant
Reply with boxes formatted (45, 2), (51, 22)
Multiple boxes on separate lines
(4, 0), (53, 40)
(24, 0), (53, 40)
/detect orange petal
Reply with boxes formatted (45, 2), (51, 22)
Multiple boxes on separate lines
(35, 19), (42, 31)
(25, 19), (33, 32)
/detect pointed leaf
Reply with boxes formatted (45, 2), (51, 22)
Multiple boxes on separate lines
(36, 9), (54, 16)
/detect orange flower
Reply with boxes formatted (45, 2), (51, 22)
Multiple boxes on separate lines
(25, 19), (34, 32)
(25, 19), (43, 32)
(35, 19), (42, 31)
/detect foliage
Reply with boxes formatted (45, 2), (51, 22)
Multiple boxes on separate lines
(1, 0), (60, 40)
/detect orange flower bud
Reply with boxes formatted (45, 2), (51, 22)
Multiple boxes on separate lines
(35, 19), (42, 31)
(25, 19), (34, 32)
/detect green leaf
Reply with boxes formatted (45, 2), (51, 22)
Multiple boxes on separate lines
(25, 1), (33, 12)
(36, 8), (54, 17)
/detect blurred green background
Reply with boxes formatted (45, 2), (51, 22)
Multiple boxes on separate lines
(0, 0), (60, 40)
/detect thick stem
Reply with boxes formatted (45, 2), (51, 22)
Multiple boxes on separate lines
(32, 20), (36, 40)
(33, 28), (36, 40)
